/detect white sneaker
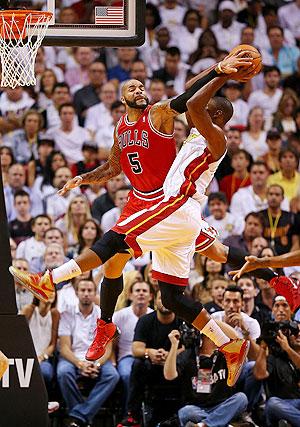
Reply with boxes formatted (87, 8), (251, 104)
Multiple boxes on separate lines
(48, 401), (59, 413)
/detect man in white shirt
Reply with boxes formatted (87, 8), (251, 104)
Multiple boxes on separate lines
(159, 0), (187, 34)
(112, 280), (153, 411)
(46, 103), (90, 164)
(57, 278), (119, 427)
(84, 82), (117, 134)
(211, 1), (244, 51)
(206, 192), (244, 242)
(230, 161), (289, 219)
(278, 0), (300, 42)
(101, 186), (131, 233)
(0, 87), (35, 134)
(223, 81), (249, 128)
(45, 82), (78, 130)
(16, 214), (51, 270)
(247, 66), (282, 130)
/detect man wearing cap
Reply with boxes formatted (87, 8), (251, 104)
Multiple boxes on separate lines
(258, 128), (282, 174)
(248, 66), (282, 130)
(211, 1), (245, 51)
(253, 295), (300, 427)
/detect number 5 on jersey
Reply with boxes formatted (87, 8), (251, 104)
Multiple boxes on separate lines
(128, 152), (143, 174)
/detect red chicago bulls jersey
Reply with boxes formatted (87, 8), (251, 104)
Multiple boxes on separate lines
(116, 105), (176, 200)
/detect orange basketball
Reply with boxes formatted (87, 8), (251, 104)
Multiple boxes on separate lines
(230, 44), (262, 80)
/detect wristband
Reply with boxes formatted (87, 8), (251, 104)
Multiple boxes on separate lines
(75, 175), (83, 182)
(215, 62), (224, 74)
(144, 349), (149, 359)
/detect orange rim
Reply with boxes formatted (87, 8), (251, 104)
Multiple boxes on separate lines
(0, 10), (52, 40)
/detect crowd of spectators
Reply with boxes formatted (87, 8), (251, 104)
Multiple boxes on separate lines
(1, 0), (300, 426)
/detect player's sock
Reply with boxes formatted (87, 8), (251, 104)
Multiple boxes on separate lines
(199, 318), (230, 347)
(52, 259), (82, 284)
(100, 276), (124, 323)
(227, 246), (276, 281)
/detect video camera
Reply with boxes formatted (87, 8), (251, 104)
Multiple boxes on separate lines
(178, 322), (201, 349)
(258, 320), (299, 355)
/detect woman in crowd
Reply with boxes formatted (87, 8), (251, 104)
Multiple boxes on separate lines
(242, 106), (268, 160)
(70, 218), (102, 258)
(0, 145), (15, 186)
(273, 89), (299, 139)
(37, 69), (58, 110)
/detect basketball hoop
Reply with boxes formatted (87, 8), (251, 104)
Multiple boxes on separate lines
(0, 10), (52, 88)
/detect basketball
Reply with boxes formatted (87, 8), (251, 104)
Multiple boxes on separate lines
(230, 44), (262, 80)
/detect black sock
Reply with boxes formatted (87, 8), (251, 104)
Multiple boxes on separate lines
(227, 246), (276, 282)
(100, 276), (123, 322)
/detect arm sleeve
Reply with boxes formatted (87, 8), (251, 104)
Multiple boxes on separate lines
(169, 69), (218, 114)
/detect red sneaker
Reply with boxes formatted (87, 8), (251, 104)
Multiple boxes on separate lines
(116, 414), (141, 427)
(270, 276), (300, 313)
(9, 267), (55, 303)
(219, 339), (250, 387)
(85, 319), (119, 361)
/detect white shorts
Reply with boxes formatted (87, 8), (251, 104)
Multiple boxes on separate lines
(123, 195), (208, 285)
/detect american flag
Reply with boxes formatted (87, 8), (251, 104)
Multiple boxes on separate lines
(95, 6), (124, 25)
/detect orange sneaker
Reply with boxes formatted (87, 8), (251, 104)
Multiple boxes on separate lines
(9, 267), (55, 303)
(86, 319), (119, 361)
(0, 351), (8, 380)
(219, 339), (250, 387)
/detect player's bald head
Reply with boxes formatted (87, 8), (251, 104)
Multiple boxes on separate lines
(208, 96), (233, 127)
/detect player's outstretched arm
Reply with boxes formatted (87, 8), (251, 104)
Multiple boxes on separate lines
(58, 133), (122, 196)
(229, 250), (300, 280)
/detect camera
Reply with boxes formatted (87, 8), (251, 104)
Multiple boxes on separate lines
(178, 322), (201, 349)
(258, 320), (299, 355)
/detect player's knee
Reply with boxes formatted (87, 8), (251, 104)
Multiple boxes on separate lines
(159, 282), (179, 312)
(91, 230), (129, 264)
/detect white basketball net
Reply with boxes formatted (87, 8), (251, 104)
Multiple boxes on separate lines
(0, 11), (52, 89)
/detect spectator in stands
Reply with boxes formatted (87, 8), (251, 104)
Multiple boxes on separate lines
(57, 278), (119, 427)
(223, 212), (264, 254)
(139, 2), (161, 57)
(65, 47), (96, 92)
(46, 103), (90, 164)
(148, 78), (167, 104)
(241, 107), (268, 160)
(31, 227), (68, 273)
(173, 117), (189, 152)
(95, 101), (125, 161)
(4, 164), (40, 222)
(12, 258), (33, 312)
(283, 56), (300, 98)
(0, 87), (35, 135)
(237, 274), (271, 327)
(113, 280), (153, 412)
(278, 0), (300, 43)
(16, 214), (51, 269)
(56, 194), (92, 248)
(240, 25), (255, 46)
(273, 89), (299, 138)
(159, 0), (187, 34)
(223, 80), (249, 128)
(73, 61), (107, 126)
(144, 262), (159, 295)
(189, 29), (218, 74)
(253, 296), (300, 427)
(258, 128), (282, 174)
(27, 139), (55, 188)
(34, 47), (64, 84)
(129, 59), (150, 90)
(206, 192), (244, 241)
(259, 184), (300, 255)
(71, 219), (102, 258)
(36, 69), (58, 110)
(263, 25), (300, 78)
(219, 149), (251, 203)
(143, 26), (171, 74)
(9, 237), (17, 261)
(211, 1), (244, 51)
(45, 82), (74, 130)
(165, 327), (247, 427)
(152, 47), (189, 96)
(176, 9), (203, 64)
(101, 186), (131, 234)
(84, 81), (117, 135)
(0, 145), (14, 186)
(215, 127), (243, 182)
(248, 66), (282, 131)
(204, 275), (228, 315)
(91, 173), (127, 224)
(45, 166), (81, 222)
(108, 47), (137, 84)
(191, 258), (224, 306)
(268, 147), (300, 201)
(250, 236), (269, 256)
(70, 141), (100, 179)
(231, 161), (289, 219)
(3, 110), (44, 165)
(119, 290), (182, 427)
(22, 287), (59, 393)
(8, 190), (33, 245)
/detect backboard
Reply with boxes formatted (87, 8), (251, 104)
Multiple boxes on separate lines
(7, 0), (145, 47)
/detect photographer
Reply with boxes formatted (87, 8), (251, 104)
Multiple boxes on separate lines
(164, 323), (248, 427)
(253, 296), (300, 427)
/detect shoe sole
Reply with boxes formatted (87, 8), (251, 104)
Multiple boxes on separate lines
(9, 266), (48, 303)
(228, 340), (250, 387)
(85, 327), (120, 361)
